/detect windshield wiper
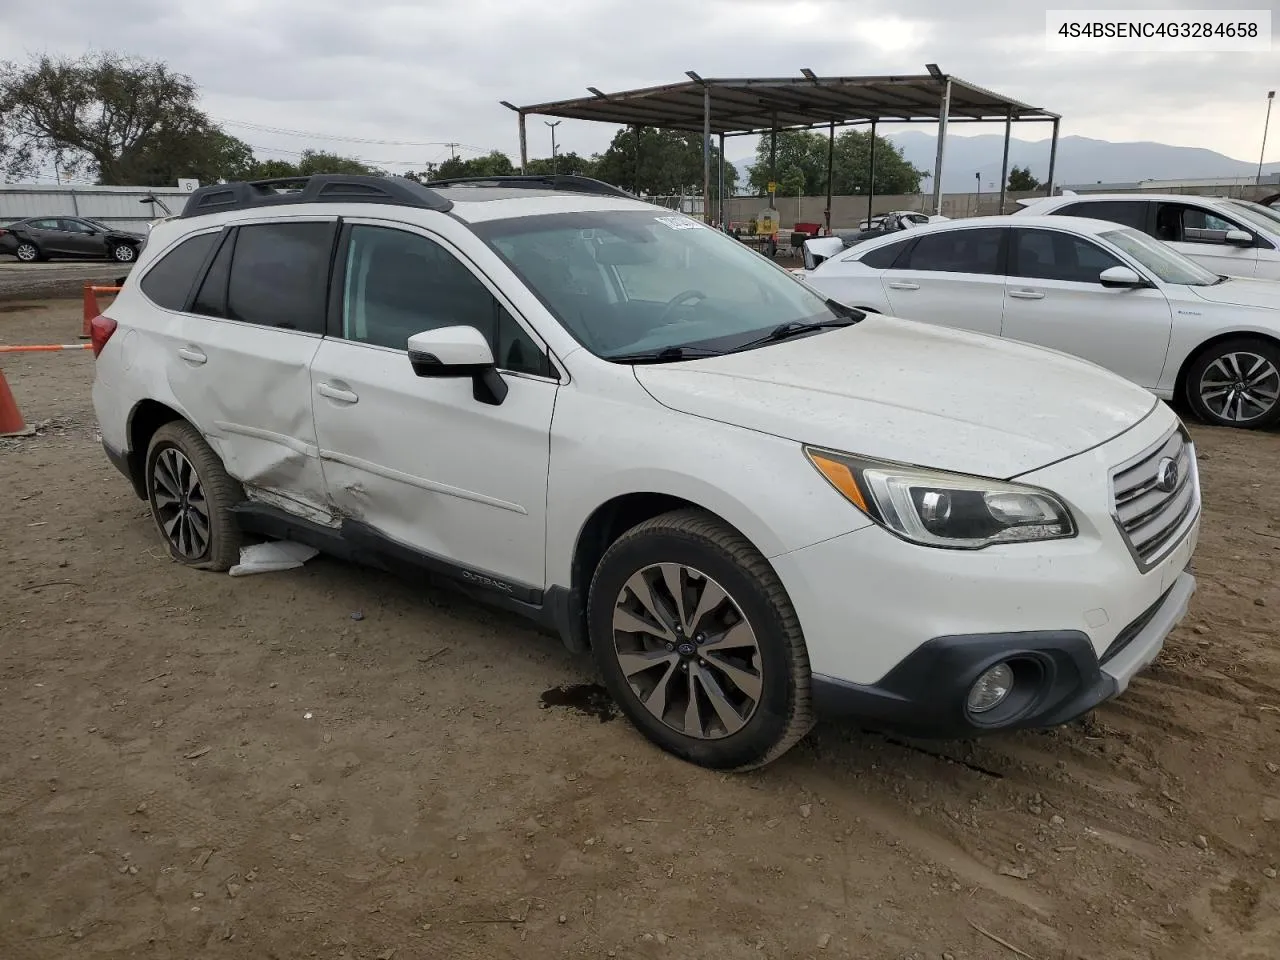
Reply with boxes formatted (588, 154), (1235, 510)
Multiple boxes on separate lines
(605, 345), (726, 364)
(728, 315), (860, 353)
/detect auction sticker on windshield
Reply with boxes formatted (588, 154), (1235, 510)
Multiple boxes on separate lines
(654, 216), (701, 230)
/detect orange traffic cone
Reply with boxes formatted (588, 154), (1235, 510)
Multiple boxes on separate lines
(81, 281), (99, 339)
(0, 368), (34, 437)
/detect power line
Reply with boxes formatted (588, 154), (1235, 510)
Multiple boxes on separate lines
(214, 117), (492, 153)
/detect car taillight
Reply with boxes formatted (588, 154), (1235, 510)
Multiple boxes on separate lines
(90, 315), (118, 358)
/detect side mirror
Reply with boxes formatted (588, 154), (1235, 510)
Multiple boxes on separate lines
(406, 325), (508, 406)
(1099, 266), (1147, 288)
(1225, 228), (1254, 247)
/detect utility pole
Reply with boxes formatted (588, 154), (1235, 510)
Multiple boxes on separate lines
(445, 142), (459, 160)
(1258, 91), (1276, 185)
(545, 121), (561, 174)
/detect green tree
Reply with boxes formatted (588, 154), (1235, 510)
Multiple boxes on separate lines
(296, 150), (382, 176)
(524, 151), (597, 177)
(114, 127), (256, 186)
(748, 129), (922, 197)
(0, 52), (223, 185)
(1007, 165), (1041, 192)
(593, 127), (735, 198)
(435, 150), (516, 179)
(748, 131), (828, 195)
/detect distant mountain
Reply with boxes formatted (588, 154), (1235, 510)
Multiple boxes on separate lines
(731, 134), (1280, 194)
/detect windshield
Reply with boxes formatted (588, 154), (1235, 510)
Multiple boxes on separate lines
(1100, 227), (1220, 285)
(472, 210), (852, 359)
(1226, 199), (1280, 232)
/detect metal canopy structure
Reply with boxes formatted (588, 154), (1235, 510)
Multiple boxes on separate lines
(505, 66), (1061, 230)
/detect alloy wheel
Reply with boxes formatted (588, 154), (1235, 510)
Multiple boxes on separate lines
(114, 245), (135, 262)
(1199, 351), (1280, 423)
(15, 244), (36, 262)
(610, 562), (763, 740)
(151, 447), (211, 560)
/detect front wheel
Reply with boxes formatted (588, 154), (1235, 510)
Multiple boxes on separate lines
(145, 421), (245, 570)
(1185, 337), (1280, 429)
(111, 243), (136, 263)
(588, 509), (814, 770)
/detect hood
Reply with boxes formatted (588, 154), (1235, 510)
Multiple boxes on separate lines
(1187, 276), (1280, 310)
(633, 315), (1157, 478)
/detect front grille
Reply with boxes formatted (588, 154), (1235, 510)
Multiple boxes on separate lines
(1110, 426), (1198, 570)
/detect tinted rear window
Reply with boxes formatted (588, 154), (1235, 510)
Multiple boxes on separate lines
(899, 228), (1005, 275)
(226, 222), (333, 333)
(140, 232), (218, 311)
(858, 238), (911, 269)
(1057, 200), (1148, 231)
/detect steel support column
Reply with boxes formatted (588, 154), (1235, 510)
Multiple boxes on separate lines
(1046, 117), (1060, 197)
(867, 120), (878, 223)
(825, 121), (835, 233)
(997, 107), (1012, 214)
(931, 80), (951, 216)
(517, 112), (528, 173)
(702, 85), (712, 223)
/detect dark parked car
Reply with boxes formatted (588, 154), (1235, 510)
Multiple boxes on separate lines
(0, 216), (146, 264)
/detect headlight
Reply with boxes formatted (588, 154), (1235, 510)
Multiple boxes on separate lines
(804, 446), (1076, 549)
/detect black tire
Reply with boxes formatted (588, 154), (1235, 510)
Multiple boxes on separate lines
(1185, 336), (1280, 429)
(145, 421), (245, 570)
(588, 508), (814, 770)
(14, 241), (40, 263)
(111, 242), (136, 263)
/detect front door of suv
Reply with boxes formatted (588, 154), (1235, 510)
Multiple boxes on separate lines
(1152, 201), (1264, 278)
(309, 221), (558, 594)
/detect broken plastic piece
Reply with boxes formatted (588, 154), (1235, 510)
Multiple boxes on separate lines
(228, 541), (319, 577)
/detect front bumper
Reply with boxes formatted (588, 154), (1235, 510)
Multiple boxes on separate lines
(810, 571), (1194, 737)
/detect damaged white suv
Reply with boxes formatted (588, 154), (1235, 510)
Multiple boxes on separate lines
(91, 174), (1200, 770)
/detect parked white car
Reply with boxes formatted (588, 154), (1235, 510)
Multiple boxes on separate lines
(857, 210), (950, 230)
(802, 214), (1280, 429)
(90, 175), (1199, 770)
(1016, 192), (1280, 281)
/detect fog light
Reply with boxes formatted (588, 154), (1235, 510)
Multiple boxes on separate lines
(967, 663), (1014, 714)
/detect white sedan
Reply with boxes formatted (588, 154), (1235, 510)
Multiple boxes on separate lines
(802, 214), (1280, 429)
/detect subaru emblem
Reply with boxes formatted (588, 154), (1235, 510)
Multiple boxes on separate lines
(1155, 457), (1179, 493)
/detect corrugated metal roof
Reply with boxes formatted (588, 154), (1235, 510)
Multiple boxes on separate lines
(512, 71), (1057, 135)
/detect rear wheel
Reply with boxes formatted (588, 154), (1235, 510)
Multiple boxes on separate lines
(588, 509), (814, 770)
(145, 421), (244, 570)
(14, 242), (39, 263)
(1186, 337), (1280, 429)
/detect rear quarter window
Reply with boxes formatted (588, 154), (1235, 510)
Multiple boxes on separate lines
(856, 238), (911, 268)
(140, 232), (219, 311)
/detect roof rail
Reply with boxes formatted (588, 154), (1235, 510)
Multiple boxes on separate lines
(424, 174), (634, 199)
(179, 174), (453, 218)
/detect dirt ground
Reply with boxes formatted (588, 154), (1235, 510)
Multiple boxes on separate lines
(1, 299), (1278, 960)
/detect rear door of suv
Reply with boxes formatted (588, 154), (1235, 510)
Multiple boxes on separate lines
(137, 219), (334, 516)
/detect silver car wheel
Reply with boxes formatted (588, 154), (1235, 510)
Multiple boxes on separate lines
(1199, 351), (1280, 423)
(611, 562), (763, 740)
(151, 447), (211, 560)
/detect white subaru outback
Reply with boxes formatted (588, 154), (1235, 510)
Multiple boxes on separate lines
(90, 174), (1200, 770)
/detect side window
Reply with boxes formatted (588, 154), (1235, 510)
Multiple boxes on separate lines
(226, 222), (333, 333)
(1155, 203), (1247, 245)
(29, 218), (61, 230)
(139, 232), (219, 311)
(191, 231), (234, 318)
(1011, 229), (1123, 283)
(899, 228), (1004, 275)
(857, 238), (911, 269)
(59, 219), (93, 234)
(1057, 200), (1147, 231)
(342, 225), (551, 377)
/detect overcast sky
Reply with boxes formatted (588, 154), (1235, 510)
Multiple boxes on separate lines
(2, 0), (1277, 174)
